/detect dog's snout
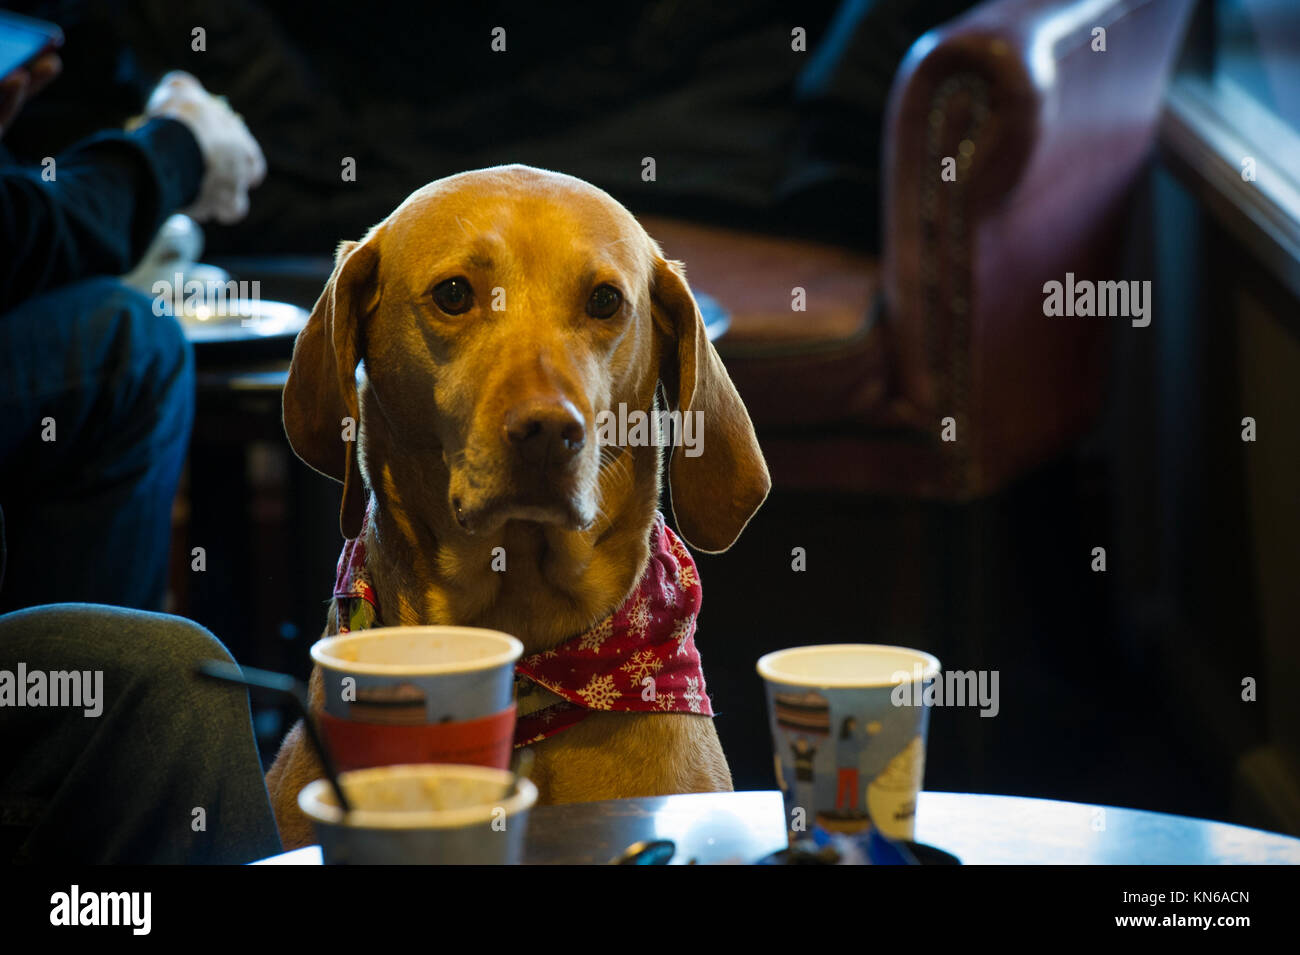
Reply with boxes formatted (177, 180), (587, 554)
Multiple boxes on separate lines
(504, 397), (586, 460)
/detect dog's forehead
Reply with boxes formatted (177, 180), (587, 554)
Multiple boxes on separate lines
(381, 166), (652, 273)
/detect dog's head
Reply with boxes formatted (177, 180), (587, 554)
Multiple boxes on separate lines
(284, 164), (768, 553)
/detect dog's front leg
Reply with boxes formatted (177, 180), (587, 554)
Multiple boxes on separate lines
(264, 666), (328, 850)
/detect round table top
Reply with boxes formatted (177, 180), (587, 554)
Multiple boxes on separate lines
(253, 790), (1300, 865)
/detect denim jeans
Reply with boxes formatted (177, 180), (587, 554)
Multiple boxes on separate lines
(0, 277), (194, 612)
(0, 603), (283, 864)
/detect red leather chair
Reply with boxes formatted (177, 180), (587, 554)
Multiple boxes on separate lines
(647, 0), (1195, 499)
(646, 0), (1196, 795)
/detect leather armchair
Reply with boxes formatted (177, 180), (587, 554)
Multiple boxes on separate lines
(647, 0), (1195, 498)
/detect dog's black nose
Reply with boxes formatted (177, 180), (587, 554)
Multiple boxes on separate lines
(504, 398), (586, 461)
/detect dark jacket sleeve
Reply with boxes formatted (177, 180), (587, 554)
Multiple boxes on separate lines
(0, 117), (205, 313)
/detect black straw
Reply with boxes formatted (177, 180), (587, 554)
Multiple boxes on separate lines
(197, 660), (353, 815)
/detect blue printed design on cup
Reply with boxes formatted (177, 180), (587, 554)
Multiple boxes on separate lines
(758, 645), (940, 842)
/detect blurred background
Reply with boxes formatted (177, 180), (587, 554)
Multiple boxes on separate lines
(5, 0), (1298, 836)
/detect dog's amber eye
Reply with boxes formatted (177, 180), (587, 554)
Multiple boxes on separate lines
(587, 284), (622, 319)
(432, 277), (474, 315)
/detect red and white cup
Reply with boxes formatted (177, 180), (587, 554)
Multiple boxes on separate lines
(310, 626), (523, 772)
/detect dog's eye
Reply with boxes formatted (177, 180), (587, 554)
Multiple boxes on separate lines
(587, 284), (622, 319)
(432, 277), (474, 315)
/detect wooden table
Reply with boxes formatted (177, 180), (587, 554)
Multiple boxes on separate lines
(253, 790), (1300, 864)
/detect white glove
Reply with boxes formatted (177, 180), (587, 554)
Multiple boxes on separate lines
(143, 71), (266, 225)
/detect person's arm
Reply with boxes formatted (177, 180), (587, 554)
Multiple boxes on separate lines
(0, 68), (264, 314)
(0, 117), (204, 312)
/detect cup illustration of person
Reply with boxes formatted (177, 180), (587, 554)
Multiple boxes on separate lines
(815, 713), (872, 832)
(773, 689), (830, 829)
(791, 735), (817, 823)
(835, 716), (860, 811)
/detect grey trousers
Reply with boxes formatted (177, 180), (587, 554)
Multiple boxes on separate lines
(0, 604), (283, 864)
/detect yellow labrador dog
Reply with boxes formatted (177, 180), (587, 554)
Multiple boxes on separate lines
(266, 165), (769, 849)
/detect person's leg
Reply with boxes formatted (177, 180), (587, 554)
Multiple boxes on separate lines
(0, 277), (194, 612)
(0, 604), (282, 864)
(836, 769), (852, 810)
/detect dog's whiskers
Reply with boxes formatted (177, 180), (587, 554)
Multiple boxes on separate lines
(598, 448), (634, 490)
(588, 446), (640, 540)
(597, 445), (624, 474)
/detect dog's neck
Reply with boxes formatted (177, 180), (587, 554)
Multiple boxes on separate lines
(357, 441), (664, 655)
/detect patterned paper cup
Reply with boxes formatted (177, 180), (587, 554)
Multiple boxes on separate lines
(757, 644), (940, 843)
(312, 626), (523, 772)
(299, 764), (538, 864)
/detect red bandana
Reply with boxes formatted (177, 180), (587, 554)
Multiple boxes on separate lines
(332, 508), (715, 749)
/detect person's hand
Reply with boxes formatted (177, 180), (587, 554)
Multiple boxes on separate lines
(142, 71), (266, 224)
(0, 52), (62, 140)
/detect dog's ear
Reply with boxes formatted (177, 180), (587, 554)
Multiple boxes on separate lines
(283, 235), (381, 539)
(654, 256), (770, 553)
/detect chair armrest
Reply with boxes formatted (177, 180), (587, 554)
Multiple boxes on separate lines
(882, 0), (1193, 494)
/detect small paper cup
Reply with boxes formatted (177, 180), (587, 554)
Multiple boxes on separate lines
(312, 626), (522, 723)
(298, 764), (538, 865)
(311, 626), (523, 772)
(757, 644), (940, 842)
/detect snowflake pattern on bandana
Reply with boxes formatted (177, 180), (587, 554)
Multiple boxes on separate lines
(577, 617), (613, 654)
(331, 506), (714, 749)
(576, 674), (621, 710)
(670, 617), (696, 656)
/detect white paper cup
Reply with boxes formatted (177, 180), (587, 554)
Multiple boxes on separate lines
(312, 626), (522, 724)
(757, 644), (940, 842)
(298, 764), (538, 864)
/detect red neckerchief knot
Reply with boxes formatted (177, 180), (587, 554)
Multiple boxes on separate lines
(331, 508), (714, 748)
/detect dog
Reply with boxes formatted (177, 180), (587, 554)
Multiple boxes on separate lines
(266, 164), (769, 849)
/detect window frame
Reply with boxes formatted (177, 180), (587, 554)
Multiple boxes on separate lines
(1159, 0), (1300, 298)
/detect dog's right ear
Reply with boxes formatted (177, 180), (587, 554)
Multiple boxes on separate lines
(283, 235), (381, 539)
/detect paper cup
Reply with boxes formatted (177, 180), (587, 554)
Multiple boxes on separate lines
(312, 626), (523, 771)
(313, 626), (522, 722)
(757, 644), (940, 842)
(299, 764), (538, 864)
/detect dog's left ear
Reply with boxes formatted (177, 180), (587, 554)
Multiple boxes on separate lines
(654, 256), (770, 553)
